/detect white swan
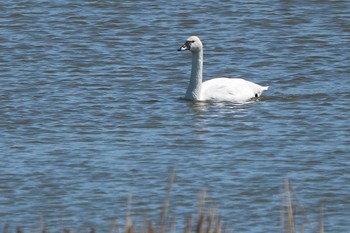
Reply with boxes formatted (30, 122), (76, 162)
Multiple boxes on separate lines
(178, 36), (269, 102)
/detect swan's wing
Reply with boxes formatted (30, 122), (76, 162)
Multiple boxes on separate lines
(201, 78), (268, 102)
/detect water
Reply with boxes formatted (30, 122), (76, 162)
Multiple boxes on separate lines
(0, 0), (349, 232)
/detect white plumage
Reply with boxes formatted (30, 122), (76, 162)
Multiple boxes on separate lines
(178, 36), (268, 102)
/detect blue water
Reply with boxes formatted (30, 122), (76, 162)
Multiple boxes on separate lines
(0, 1), (349, 232)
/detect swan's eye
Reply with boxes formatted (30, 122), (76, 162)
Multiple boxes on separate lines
(186, 40), (195, 44)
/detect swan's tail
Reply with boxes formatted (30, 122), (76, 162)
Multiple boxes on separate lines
(256, 85), (269, 98)
(262, 86), (269, 91)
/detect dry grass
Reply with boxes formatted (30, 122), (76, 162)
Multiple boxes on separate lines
(2, 173), (324, 233)
(280, 179), (324, 233)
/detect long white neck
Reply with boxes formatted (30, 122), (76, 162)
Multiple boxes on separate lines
(185, 50), (203, 100)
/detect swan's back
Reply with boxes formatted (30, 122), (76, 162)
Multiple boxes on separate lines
(201, 78), (268, 102)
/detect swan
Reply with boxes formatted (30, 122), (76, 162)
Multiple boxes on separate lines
(178, 36), (269, 102)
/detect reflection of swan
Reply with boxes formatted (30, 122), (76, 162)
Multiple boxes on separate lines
(178, 36), (269, 102)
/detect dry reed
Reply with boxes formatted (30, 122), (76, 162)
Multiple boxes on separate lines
(2, 173), (324, 233)
(280, 179), (324, 233)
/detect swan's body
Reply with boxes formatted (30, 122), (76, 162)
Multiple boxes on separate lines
(178, 36), (268, 102)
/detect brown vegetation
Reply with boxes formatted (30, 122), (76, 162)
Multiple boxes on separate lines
(2, 172), (324, 233)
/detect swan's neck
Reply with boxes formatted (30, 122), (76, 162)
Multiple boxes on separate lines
(185, 50), (203, 100)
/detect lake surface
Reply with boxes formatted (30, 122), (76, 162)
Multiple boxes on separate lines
(0, 1), (349, 232)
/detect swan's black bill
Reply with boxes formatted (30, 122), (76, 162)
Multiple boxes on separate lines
(177, 40), (192, 51)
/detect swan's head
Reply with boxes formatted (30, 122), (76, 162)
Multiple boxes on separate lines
(177, 36), (203, 53)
